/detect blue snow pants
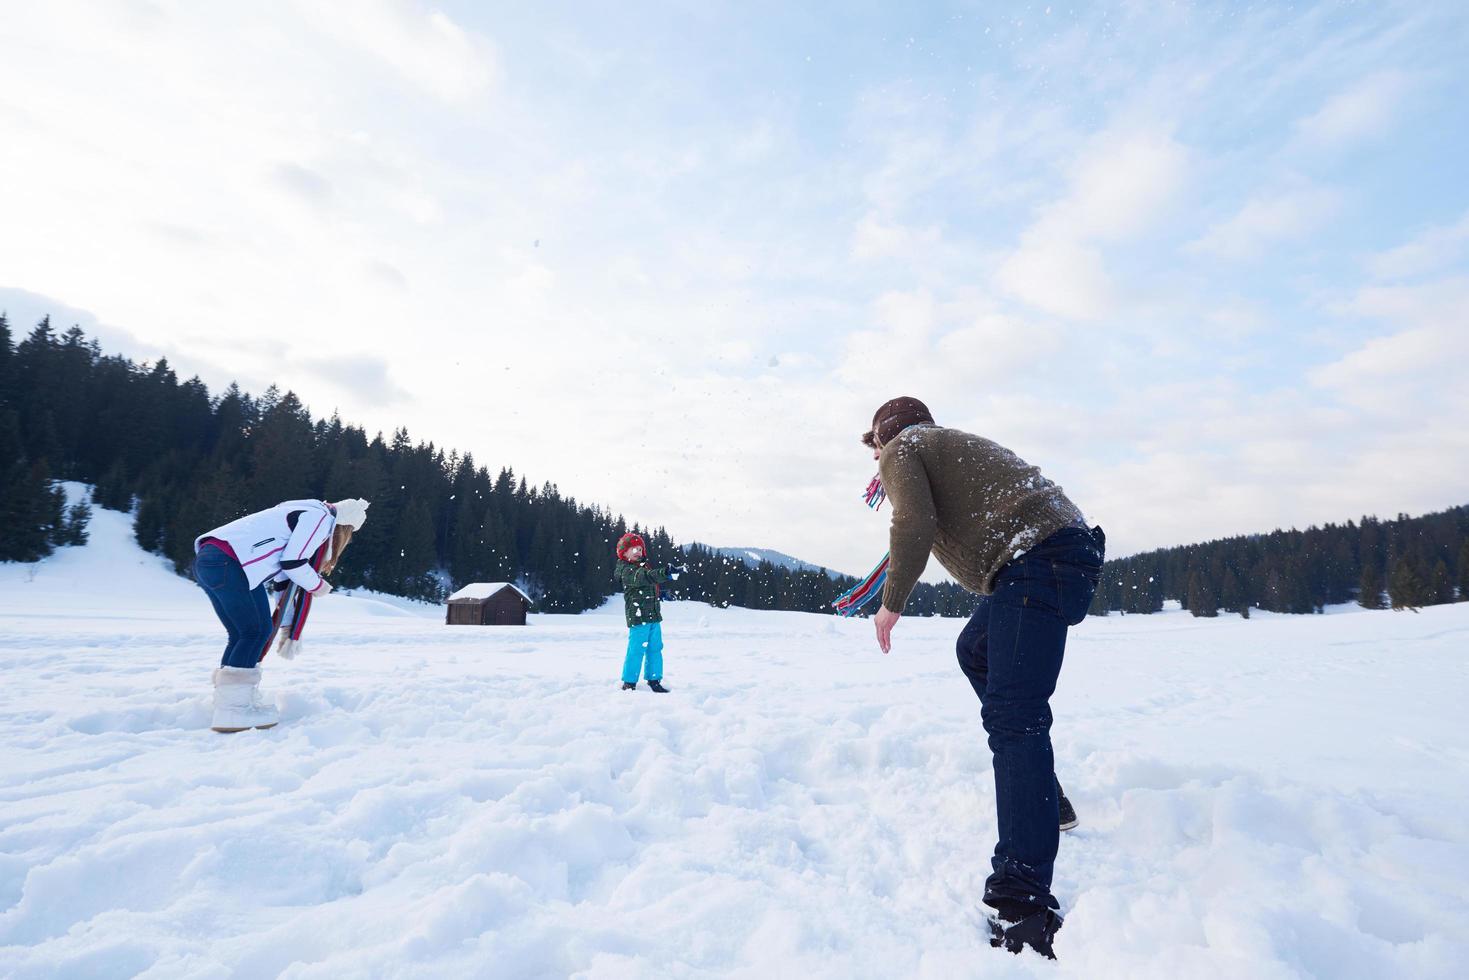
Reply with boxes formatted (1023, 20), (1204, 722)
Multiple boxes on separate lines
(195, 545), (273, 668)
(954, 524), (1105, 915)
(622, 622), (664, 684)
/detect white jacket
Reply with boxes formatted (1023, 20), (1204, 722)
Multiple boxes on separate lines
(195, 500), (337, 592)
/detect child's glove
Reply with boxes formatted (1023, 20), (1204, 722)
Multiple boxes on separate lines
(667, 563), (688, 580)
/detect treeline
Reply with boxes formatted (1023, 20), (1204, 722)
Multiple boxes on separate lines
(21, 314), (1458, 621)
(1091, 506), (1469, 617)
(657, 542), (977, 617)
(0, 314), (973, 615)
(0, 314), (667, 609)
(0, 317), (95, 560)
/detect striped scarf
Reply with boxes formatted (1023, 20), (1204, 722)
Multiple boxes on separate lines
(832, 473), (890, 617)
(263, 538), (331, 660)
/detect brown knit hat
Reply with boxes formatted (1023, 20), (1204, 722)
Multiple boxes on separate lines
(866, 396), (935, 447)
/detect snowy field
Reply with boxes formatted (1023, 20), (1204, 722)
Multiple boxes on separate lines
(2, 504), (1468, 979)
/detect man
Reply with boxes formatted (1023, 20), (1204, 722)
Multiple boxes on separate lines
(864, 396), (1104, 959)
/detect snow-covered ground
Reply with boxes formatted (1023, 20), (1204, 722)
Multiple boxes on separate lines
(2, 500), (1467, 978)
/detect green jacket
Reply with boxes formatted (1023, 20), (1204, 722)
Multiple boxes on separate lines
(615, 560), (669, 627)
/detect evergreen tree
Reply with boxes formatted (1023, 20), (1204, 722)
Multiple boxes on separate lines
(0, 408), (21, 471)
(1458, 540), (1469, 602)
(56, 498), (93, 547)
(134, 492), (170, 553)
(1330, 538), (1356, 603)
(1187, 571), (1218, 618)
(1429, 559), (1453, 606)
(38, 468), (67, 554)
(0, 405), (52, 561)
(374, 497), (439, 599)
(50, 326), (97, 476)
(25, 408), (60, 474)
(1357, 563), (1385, 610)
(1388, 557), (1429, 612)
(207, 383), (253, 462)
(166, 463), (245, 573)
(93, 461), (134, 512)
(0, 312), (13, 405)
(118, 358), (181, 479)
(1220, 568), (1247, 617)
(0, 459), (64, 561)
(13, 319), (58, 453)
(244, 390), (315, 510)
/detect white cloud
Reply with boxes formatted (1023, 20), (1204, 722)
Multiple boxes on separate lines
(300, 354), (411, 404)
(997, 128), (1189, 319)
(850, 214), (942, 262)
(1034, 130), (1191, 243)
(995, 240), (1115, 321)
(851, 86), (956, 215)
(1073, 334), (1469, 556)
(1206, 303), (1268, 340)
(835, 289), (1063, 417)
(1367, 210), (1469, 281)
(1293, 71), (1413, 149)
(1312, 277), (1469, 402)
(1188, 184), (1340, 259)
(292, 0), (498, 104)
(271, 162), (334, 206)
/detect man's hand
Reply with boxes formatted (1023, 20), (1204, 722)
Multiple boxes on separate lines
(874, 605), (901, 654)
(311, 578), (334, 597)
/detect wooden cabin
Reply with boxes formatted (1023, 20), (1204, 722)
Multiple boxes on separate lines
(445, 582), (532, 626)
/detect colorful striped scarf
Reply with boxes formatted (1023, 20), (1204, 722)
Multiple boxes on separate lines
(263, 537), (330, 661)
(833, 472), (890, 617)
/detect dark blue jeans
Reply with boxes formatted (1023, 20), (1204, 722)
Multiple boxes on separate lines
(955, 524), (1105, 913)
(195, 546), (273, 668)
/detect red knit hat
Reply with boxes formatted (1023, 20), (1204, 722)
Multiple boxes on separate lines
(616, 533), (646, 561)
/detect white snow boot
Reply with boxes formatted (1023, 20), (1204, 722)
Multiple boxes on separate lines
(211, 666), (280, 733)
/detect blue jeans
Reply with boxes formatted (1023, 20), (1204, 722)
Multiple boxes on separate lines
(955, 524), (1105, 913)
(623, 622), (664, 683)
(195, 546), (273, 668)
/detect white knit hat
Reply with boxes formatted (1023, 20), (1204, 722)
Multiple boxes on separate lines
(332, 498), (370, 529)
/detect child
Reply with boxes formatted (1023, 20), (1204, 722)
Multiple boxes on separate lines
(613, 532), (680, 692)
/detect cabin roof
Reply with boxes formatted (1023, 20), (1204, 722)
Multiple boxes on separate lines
(446, 582), (532, 603)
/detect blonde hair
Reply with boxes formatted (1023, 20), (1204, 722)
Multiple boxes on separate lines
(320, 524), (355, 578)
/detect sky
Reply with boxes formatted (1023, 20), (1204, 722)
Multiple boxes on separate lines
(3, 0), (1467, 578)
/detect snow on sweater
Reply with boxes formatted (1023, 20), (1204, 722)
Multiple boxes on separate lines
(878, 425), (1082, 611)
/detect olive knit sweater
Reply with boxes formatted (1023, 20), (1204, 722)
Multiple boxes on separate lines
(878, 424), (1083, 612)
